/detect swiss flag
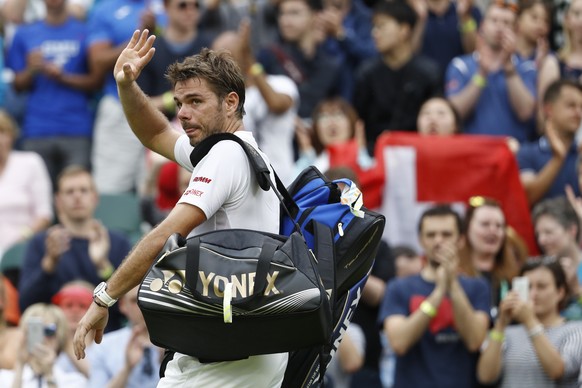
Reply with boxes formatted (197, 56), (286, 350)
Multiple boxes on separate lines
(327, 132), (537, 254)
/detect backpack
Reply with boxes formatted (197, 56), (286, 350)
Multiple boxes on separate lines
(187, 133), (386, 386)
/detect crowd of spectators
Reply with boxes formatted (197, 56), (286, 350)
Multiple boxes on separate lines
(4, 0), (582, 386)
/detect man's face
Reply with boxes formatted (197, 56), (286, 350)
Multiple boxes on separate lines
(166, 0), (199, 31)
(535, 215), (575, 255)
(547, 86), (582, 134)
(372, 14), (405, 54)
(56, 173), (98, 223)
(175, 78), (229, 147)
(278, 0), (315, 42)
(481, 5), (516, 49)
(419, 215), (461, 265)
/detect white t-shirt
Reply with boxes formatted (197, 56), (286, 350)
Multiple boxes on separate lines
(243, 75), (299, 186)
(174, 130), (279, 236)
(169, 130), (288, 387)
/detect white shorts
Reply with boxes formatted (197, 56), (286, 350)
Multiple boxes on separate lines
(157, 352), (288, 388)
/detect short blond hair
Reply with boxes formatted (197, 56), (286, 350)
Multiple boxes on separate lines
(56, 165), (96, 193)
(0, 110), (19, 139)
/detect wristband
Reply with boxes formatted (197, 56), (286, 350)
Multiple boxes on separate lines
(504, 66), (517, 77)
(528, 324), (544, 338)
(249, 63), (264, 77)
(489, 329), (505, 343)
(20, 226), (33, 240)
(472, 74), (487, 88)
(162, 91), (175, 113)
(460, 18), (477, 34)
(419, 300), (437, 318)
(98, 264), (114, 280)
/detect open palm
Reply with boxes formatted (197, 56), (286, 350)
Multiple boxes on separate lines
(114, 29), (157, 86)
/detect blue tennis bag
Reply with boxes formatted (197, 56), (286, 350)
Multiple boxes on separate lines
(187, 133), (386, 386)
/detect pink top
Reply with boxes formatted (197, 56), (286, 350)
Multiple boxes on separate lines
(0, 151), (53, 252)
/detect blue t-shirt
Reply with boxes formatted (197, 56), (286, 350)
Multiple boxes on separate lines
(516, 136), (580, 200)
(378, 274), (490, 388)
(445, 53), (537, 142)
(7, 18), (93, 138)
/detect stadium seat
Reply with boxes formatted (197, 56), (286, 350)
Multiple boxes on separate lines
(94, 193), (143, 245)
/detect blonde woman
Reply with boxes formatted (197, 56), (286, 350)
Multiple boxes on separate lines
(5, 303), (87, 388)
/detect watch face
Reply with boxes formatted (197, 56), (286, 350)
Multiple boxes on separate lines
(94, 282), (106, 296)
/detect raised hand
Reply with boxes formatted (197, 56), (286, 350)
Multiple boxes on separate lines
(43, 225), (71, 273)
(354, 119), (367, 150)
(434, 241), (459, 291)
(476, 34), (499, 74)
(456, 0), (472, 19)
(126, 324), (149, 369)
(545, 120), (567, 159)
(500, 28), (517, 68)
(239, 19), (254, 74)
(114, 30), (157, 86)
(26, 50), (44, 75)
(295, 116), (314, 152)
(88, 220), (111, 268)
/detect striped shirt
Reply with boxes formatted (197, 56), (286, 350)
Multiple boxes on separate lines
(498, 322), (582, 388)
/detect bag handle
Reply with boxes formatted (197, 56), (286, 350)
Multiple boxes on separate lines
(185, 237), (277, 298)
(189, 133), (303, 235)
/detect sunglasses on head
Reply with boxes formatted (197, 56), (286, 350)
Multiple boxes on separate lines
(468, 196), (501, 208)
(177, 1), (199, 9)
(493, 0), (519, 13)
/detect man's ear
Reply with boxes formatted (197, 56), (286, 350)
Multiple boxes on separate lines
(542, 102), (553, 120)
(223, 92), (239, 116)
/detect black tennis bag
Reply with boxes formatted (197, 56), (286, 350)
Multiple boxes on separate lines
(138, 227), (332, 360)
(137, 133), (335, 360)
(140, 133), (385, 385)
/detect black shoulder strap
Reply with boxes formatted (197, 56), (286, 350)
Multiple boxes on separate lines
(189, 132), (300, 226)
(189, 133), (271, 191)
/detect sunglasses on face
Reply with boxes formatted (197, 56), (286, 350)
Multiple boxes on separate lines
(177, 1), (199, 10)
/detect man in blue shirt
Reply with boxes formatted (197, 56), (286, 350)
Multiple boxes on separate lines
(445, 1), (537, 143)
(7, 0), (102, 187)
(19, 166), (131, 332)
(517, 79), (582, 205)
(379, 205), (490, 388)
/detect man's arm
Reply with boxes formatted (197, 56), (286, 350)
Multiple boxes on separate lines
(18, 235), (59, 311)
(504, 66), (536, 122)
(448, 278), (489, 352)
(384, 285), (446, 355)
(447, 74), (485, 120)
(74, 202), (206, 359)
(519, 125), (567, 205)
(114, 30), (181, 161)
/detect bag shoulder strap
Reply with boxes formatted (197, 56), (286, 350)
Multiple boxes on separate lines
(189, 132), (299, 228)
(189, 132), (271, 191)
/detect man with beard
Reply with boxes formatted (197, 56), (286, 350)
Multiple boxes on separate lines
(73, 30), (287, 386)
(378, 204), (490, 388)
(445, 1), (537, 144)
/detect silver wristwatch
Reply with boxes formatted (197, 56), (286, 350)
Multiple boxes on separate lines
(93, 281), (118, 308)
